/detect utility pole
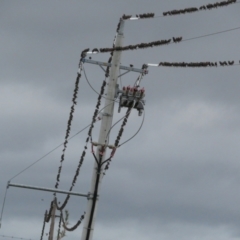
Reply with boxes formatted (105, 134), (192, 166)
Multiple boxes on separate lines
(6, 17), (146, 240)
(80, 19), (125, 240)
(48, 202), (56, 240)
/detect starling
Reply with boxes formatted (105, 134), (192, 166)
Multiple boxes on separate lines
(82, 48), (90, 53)
(199, 6), (206, 10)
(92, 48), (99, 53)
(130, 64), (133, 67)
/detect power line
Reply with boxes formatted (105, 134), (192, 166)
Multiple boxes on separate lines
(124, 0), (240, 20)
(161, 0), (239, 17)
(0, 235), (36, 240)
(85, 24), (240, 56)
(82, 65), (119, 103)
(147, 60), (239, 68)
(8, 125), (90, 182)
(182, 26), (240, 43)
(0, 185), (9, 228)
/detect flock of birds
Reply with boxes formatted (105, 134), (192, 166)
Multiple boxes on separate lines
(111, 0), (237, 20)
(158, 61), (237, 67)
(80, 37), (182, 56)
(163, 0), (237, 16)
(122, 13), (155, 20)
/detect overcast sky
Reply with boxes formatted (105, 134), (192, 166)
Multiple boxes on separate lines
(1, 1), (240, 240)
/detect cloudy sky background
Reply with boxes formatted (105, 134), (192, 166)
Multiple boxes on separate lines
(1, 1), (240, 240)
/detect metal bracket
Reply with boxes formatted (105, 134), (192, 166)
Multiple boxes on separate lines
(82, 58), (146, 74)
(87, 193), (99, 200)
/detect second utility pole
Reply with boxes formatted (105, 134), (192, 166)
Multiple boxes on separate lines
(80, 19), (125, 240)
(48, 202), (56, 240)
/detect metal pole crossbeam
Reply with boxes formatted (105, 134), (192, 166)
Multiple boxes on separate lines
(8, 183), (89, 198)
(82, 58), (146, 74)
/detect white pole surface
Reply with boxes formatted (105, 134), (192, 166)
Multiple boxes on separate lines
(80, 20), (125, 240)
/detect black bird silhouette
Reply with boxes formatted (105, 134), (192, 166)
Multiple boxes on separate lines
(130, 64), (133, 67)
(82, 48), (89, 53)
(92, 48), (99, 53)
(199, 6), (206, 10)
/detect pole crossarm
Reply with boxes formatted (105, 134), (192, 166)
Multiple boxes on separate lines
(8, 183), (89, 198)
(82, 58), (147, 74)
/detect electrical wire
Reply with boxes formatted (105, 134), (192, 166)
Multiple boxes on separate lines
(82, 65), (120, 103)
(60, 210), (85, 232)
(181, 26), (240, 43)
(40, 211), (47, 240)
(0, 235), (36, 240)
(105, 102), (135, 147)
(147, 60), (239, 68)
(6, 101), (117, 184)
(7, 124), (90, 182)
(54, 77), (108, 211)
(161, 0), (239, 17)
(0, 184), (9, 229)
(85, 25), (240, 55)
(118, 107), (145, 148)
(82, 65), (104, 96)
(55, 67), (83, 190)
(123, 0), (240, 19)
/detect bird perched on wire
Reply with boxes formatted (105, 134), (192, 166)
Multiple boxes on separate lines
(82, 48), (90, 53)
(199, 5), (207, 10)
(92, 48), (99, 53)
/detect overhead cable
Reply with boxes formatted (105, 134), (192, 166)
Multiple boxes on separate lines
(85, 25), (240, 56)
(7, 113), (105, 183)
(82, 65), (119, 103)
(60, 210), (85, 232)
(118, 108), (145, 148)
(54, 77), (107, 211)
(40, 211), (47, 240)
(147, 60), (238, 68)
(55, 66), (82, 190)
(162, 0), (237, 17)
(121, 0), (239, 20)
(0, 235), (35, 240)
